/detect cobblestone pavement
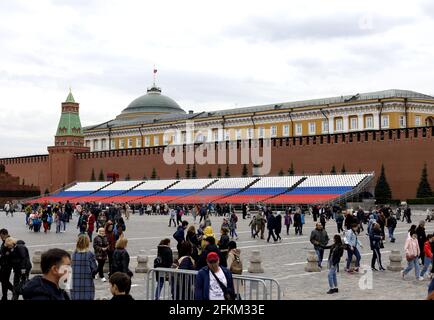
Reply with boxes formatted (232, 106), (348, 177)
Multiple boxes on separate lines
(1, 210), (432, 300)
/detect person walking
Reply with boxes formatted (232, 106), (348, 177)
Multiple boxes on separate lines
(229, 212), (239, 240)
(111, 238), (133, 277)
(186, 225), (201, 263)
(255, 211), (266, 239)
(293, 211), (302, 236)
(420, 234), (433, 279)
(93, 228), (109, 282)
(173, 221), (189, 252)
(323, 235), (344, 294)
(275, 212), (282, 242)
(226, 241), (243, 275)
(266, 212), (277, 243)
(386, 214), (397, 243)
(5, 238), (32, 300)
(401, 230), (424, 281)
(284, 210), (292, 235)
(249, 214), (258, 238)
(369, 223), (385, 271)
(0, 229), (13, 300)
(104, 221), (116, 277)
(335, 210), (344, 234)
(168, 208), (176, 227)
(70, 235), (97, 300)
(344, 224), (363, 273)
(310, 223), (329, 268)
(416, 221), (427, 265)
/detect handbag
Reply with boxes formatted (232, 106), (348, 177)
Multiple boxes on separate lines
(379, 240), (384, 249)
(406, 254), (416, 262)
(210, 269), (235, 301)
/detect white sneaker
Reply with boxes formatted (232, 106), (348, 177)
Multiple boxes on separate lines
(418, 276), (424, 281)
(101, 277), (107, 282)
(94, 275), (98, 280)
(400, 270), (405, 279)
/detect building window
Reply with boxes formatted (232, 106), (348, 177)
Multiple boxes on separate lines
(93, 140), (99, 151)
(164, 134), (170, 145)
(415, 115), (421, 126)
(399, 115), (406, 128)
(119, 139), (125, 149)
(85, 140), (90, 147)
(213, 130), (219, 141)
(308, 122), (316, 135)
(295, 123), (302, 136)
(110, 140), (115, 150)
(101, 139), (107, 150)
(335, 118), (343, 132)
(271, 125), (277, 137)
(322, 120), (329, 133)
(224, 129), (230, 140)
(128, 138), (133, 148)
(365, 115), (373, 129)
(350, 117), (358, 130)
(236, 128), (242, 140)
(154, 136), (159, 146)
(258, 127), (264, 138)
(145, 136), (150, 147)
(181, 132), (186, 143)
(381, 115), (389, 128)
(136, 138), (142, 147)
(283, 124), (289, 136)
(247, 128), (253, 139)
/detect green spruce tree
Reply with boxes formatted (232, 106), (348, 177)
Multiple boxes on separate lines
(192, 164), (197, 178)
(242, 164), (248, 177)
(151, 168), (157, 180)
(330, 165), (336, 175)
(278, 169), (284, 176)
(224, 165), (230, 178)
(175, 169), (180, 179)
(90, 168), (96, 181)
(416, 163), (433, 198)
(98, 169), (105, 181)
(217, 166), (222, 178)
(341, 164), (346, 174)
(208, 171), (212, 178)
(288, 162), (294, 176)
(374, 164), (392, 202)
(185, 165), (191, 179)
(125, 173), (130, 181)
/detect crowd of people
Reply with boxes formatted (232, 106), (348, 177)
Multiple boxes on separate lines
(1, 201), (433, 300)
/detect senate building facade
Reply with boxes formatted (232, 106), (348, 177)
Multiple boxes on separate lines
(83, 84), (434, 152)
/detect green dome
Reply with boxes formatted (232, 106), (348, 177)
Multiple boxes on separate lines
(119, 86), (185, 118)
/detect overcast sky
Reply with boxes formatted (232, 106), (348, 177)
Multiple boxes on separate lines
(1, 0), (434, 157)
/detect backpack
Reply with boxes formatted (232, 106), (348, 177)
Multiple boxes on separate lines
(154, 256), (163, 268)
(229, 252), (243, 274)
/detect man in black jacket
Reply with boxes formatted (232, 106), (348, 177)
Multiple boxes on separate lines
(22, 248), (71, 300)
(4, 238), (32, 300)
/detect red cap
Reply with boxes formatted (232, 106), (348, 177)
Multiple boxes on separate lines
(207, 252), (219, 263)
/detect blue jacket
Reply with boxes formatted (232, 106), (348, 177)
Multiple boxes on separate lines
(194, 266), (234, 300)
(173, 226), (185, 244)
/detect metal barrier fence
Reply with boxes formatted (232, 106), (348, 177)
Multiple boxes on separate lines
(145, 267), (281, 300)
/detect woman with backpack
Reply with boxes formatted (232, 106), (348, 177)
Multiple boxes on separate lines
(218, 228), (230, 267)
(155, 238), (173, 300)
(70, 234), (98, 300)
(186, 225), (200, 263)
(323, 235), (344, 294)
(174, 241), (195, 300)
(227, 241), (242, 275)
(401, 230), (423, 281)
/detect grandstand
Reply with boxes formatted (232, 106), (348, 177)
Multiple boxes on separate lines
(30, 173), (374, 205)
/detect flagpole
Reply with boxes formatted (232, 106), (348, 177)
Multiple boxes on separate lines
(153, 65), (156, 87)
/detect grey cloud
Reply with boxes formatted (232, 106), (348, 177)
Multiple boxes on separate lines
(226, 13), (415, 43)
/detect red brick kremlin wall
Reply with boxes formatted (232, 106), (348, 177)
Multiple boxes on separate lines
(1, 127), (434, 201)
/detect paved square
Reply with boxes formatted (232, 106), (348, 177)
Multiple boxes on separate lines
(0, 210), (432, 300)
